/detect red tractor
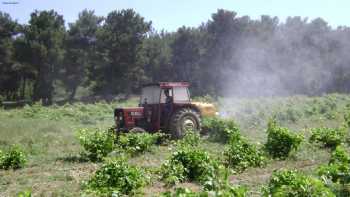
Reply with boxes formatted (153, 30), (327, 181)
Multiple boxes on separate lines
(114, 82), (216, 138)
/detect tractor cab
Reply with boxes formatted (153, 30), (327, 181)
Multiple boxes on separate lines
(140, 82), (191, 130)
(114, 82), (214, 138)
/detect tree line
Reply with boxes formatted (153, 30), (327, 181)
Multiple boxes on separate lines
(1, 9), (350, 104)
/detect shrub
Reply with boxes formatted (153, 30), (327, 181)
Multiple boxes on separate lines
(77, 128), (115, 161)
(309, 127), (346, 149)
(318, 146), (350, 184)
(155, 132), (171, 145)
(329, 146), (350, 164)
(304, 96), (337, 119)
(161, 145), (218, 185)
(276, 107), (302, 123)
(0, 145), (27, 170)
(160, 161), (186, 185)
(203, 165), (247, 197)
(202, 117), (240, 143)
(84, 158), (147, 196)
(318, 162), (350, 185)
(265, 119), (303, 159)
(318, 146), (350, 196)
(176, 130), (201, 148)
(17, 190), (32, 197)
(161, 166), (247, 197)
(160, 186), (246, 197)
(161, 134), (218, 185)
(116, 132), (165, 155)
(223, 137), (265, 172)
(263, 170), (335, 197)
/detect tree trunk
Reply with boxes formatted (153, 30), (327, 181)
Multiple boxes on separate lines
(20, 77), (26, 100)
(68, 86), (77, 102)
(33, 64), (53, 105)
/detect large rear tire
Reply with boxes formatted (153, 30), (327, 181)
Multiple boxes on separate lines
(170, 108), (201, 139)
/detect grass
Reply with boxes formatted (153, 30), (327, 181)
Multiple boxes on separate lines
(0, 94), (350, 196)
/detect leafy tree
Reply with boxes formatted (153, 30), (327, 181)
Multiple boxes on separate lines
(12, 31), (37, 100)
(63, 10), (103, 100)
(170, 27), (203, 94)
(142, 30), (174, 83)
(92, 9), (151, 95)
(3, 8), (350, 102)
(200, 9), (242, 95)
(0, 12), (20, 99)
(23, 10), (66, 104)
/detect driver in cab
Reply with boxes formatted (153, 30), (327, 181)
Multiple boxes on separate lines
(163, 89), (173, 116)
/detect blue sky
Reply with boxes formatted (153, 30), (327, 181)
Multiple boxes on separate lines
(0, 0), (348, 31)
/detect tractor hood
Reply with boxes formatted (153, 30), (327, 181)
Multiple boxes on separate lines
(191, 102), (217, 117)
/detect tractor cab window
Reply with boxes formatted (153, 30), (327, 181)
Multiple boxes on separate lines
(140, 86), (160, 104)
(160, 88), (173, 103)
(173, 87), (190, 103)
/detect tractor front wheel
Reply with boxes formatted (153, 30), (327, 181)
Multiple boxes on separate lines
(170, 108), (201, 138)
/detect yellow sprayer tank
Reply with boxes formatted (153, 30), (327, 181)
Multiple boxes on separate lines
(191, 102), (218, 117)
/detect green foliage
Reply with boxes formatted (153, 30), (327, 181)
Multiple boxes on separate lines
(169, 27), (202, 93)
(3, 4), (350, 103)
(0, 12), (23, 100)
(318, 146), (350, 184)
(176, 130), (201, 147)
(84, 158), (147, 196)
(329, 146), (350, 164)
(160, 187), (207, 197)
(24, 10), (66, 104)
(344, 111), (350, 128)
(304, 96), (338, 119)
(161, 133), (218, 185)
(202, 117), (240, 143)
(93, 9), (151, 94)
(19, 101), (135, 124)
(160, 186), (246, 197)
(77, 128), (115, 161)
(276, 107), (303, 123)
(161, 146), (218, 185)
(161, 161), (186, 186)
(317, 146), (350, 196)
(161, 166), (247, 197)
(0, 145), (27, 170)
(263, 170), (335, 197)
(203, 165), (247, 196)
(116, 132), (166, 155)
(17, 190), (32, 197)
(309, 127), (346, 149)
(63, 10), (103, 100)
(265, 119), (303, 159)
(223, 137), (265, 172)
(318, 163), (350, 185)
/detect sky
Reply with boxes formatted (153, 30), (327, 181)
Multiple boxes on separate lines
(0, 0), (349, 31)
